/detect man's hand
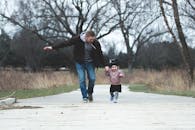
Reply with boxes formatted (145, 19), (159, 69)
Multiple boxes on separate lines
(43, 46), (53, 51)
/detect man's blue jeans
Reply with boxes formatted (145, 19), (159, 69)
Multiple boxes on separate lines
(75, 62), (96, 99)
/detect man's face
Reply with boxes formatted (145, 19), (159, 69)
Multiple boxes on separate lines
(85, 36), (96, 44)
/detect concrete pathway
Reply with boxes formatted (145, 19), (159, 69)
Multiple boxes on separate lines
(0, 85), (195, 130)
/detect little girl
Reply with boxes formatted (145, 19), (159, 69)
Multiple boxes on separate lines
(105, 59), (124, 103)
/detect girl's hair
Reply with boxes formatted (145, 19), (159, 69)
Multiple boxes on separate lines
(109, 59), (119, 67)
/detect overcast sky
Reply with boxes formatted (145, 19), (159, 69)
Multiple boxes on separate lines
(1, 0), (194, 54)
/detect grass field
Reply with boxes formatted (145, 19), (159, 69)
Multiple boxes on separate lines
(0, 85), (78, 99)
(129, 84), (195, 98)
(0, 68), (195, 99)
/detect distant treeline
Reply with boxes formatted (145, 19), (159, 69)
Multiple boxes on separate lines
(0, 29), (194, 71)
(107, 42), (195, 70)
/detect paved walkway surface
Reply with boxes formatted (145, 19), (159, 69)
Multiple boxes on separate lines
(0, 85), (195, 130)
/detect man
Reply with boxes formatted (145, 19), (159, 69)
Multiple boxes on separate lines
(43, 31), (107, 103)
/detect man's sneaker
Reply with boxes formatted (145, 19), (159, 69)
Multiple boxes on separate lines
(88, 94), (93, 102)
(83, 98), (88, 103)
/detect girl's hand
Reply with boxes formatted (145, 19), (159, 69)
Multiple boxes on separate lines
(105, 66), (109, 71)
(119, 73), (124, 77)
(43, 46), (53, 51)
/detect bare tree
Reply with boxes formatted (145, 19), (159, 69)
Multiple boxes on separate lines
(0, 29), (11, 67)
(159, 0), (194, 87)
(172, 0), (194, 85)
(11, 29), (44, 71)
(182, 0), (195, 30)
(111, 0), (165, 71)
(0, 0), (119, 44)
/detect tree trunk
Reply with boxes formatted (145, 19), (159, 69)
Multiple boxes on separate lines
(172, 0), (194, 87)
(124, 37), (133, 72)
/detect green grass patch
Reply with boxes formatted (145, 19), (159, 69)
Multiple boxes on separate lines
(0, 85), (78, 99)
(155, 90), (195, 98)
(129, 84), (152, 92)
(129, 84), (195, 98)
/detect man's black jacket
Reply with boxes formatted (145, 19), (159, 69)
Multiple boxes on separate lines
(52, 36), (106, 67)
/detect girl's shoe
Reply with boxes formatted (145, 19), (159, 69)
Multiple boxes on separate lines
(113, 98), (118, 103)
(110, 96), (114, 101)
(113, 92), (119, 103)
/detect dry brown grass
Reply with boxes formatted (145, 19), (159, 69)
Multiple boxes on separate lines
(0, 68), (129, 91)
(0, 68), (194, 91)
(0, 69), (78, 90)
(129, 69), (195, 91)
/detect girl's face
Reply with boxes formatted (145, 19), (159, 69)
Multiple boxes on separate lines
(111, 65), (118, 71)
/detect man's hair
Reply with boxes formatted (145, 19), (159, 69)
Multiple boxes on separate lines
(86, 30), (96, 37)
